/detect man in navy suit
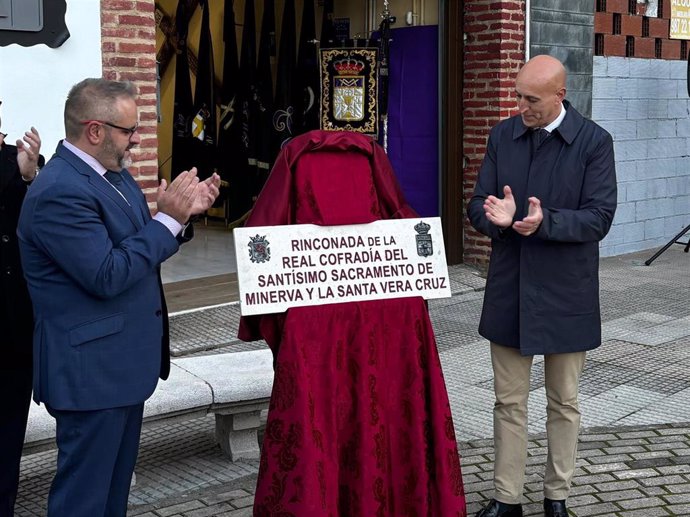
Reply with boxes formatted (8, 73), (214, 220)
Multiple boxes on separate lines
(17, 78), (220, 517)
(0, 102), (42, 517)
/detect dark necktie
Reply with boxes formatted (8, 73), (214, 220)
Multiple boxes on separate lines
(104, 170), (132, 204)
(104, 170), (123, 186)
(104, 170), (148, 225)
(534, 128), (549, 148)
(105, 170), (130, 198)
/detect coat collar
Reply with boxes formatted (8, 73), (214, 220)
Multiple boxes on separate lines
(512, 99), (584, 145)
(56, 140), (104, 178)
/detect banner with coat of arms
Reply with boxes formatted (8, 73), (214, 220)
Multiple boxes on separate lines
(319, 48), (379, 136)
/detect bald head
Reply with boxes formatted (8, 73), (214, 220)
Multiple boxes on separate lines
(515, 55), (567, 128)
(519, 55), (566, 90)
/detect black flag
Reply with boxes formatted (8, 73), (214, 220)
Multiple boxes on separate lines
(239, 0), (257, 179)
(320, 0), (337, 49)
(378, 9), (394, 119)
(218, 0), (247, 221)
(235, 0), (261, 220)
(255, 0), (276, 181)
(190, 0), (217, 182)
(272, 0), (296, 154)
(293, 0), (318, 134)
(170, 0), (194, 179)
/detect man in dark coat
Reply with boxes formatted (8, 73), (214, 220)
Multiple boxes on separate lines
(0, 101), (42, 517)
(467, 55), (617, 517)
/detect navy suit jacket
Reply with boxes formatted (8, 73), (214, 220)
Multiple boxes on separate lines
(18, 142), (181, 411)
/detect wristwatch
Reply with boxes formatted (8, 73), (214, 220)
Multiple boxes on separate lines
(21, 166), (40, 183)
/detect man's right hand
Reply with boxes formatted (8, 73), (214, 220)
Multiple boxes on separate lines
(156, 169), (200, 224)
(483, 185), (516, 228)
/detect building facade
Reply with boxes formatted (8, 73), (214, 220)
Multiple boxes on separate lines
(462, 0), (689, 262)
(1, 0), (688, 267)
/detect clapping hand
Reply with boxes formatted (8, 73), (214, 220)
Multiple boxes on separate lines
(512, 197), (543, 236)
(157, 169), (200, 224)
(157, 168), (222, 225)
(483, 185), (516, 228)
(190, 172), (221, 215)
(16, 127), (42, 181)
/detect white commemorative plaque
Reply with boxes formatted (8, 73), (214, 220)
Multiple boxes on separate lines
(233, 217), (451, 316)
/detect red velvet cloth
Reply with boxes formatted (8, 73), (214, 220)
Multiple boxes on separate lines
(238, 131), (466, 516)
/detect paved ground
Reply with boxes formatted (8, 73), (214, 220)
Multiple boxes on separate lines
(15, 245), (690, 516)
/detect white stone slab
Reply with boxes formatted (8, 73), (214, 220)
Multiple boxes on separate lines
(24, 363), (215, 445)
(175, 350), (274, 405)
(144, 362), (213, 420)
(24, 402), (54, 445)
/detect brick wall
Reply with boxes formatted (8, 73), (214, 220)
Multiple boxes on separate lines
(462, 0), (526, 265)
(595, 0), (687, 60)
(101, 0), (159, 207)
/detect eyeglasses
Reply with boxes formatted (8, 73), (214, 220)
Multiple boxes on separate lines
(81, 119), (139, 137)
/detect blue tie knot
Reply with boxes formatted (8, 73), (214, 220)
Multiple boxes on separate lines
(104, 170), (123, 185)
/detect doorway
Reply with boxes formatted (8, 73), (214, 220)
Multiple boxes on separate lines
(156, 0), (463, 295)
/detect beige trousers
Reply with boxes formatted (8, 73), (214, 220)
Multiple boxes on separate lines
(490, 342), (586, 504)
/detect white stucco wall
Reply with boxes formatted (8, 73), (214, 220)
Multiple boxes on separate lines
(593, 56), (690, 257)
(0, 0), (102, 154)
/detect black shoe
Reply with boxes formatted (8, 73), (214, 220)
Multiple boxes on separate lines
(475, 499), (524, 517)
(544, 498), (568, 517)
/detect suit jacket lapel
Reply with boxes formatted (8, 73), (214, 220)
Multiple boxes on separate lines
(120, 171), (152, 225)
(56, 143), (144, 230)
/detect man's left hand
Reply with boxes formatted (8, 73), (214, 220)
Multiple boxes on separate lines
(512, 196), (543, 236)
(17, 127), (41, 181)
(190, 173), (221, 215)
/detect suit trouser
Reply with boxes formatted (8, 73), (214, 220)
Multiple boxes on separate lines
(0, 366), (32, 517)
(46, 403), (144, 517)
(490, 343), (586, 504)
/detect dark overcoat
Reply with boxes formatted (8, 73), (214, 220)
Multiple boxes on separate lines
(467, 101), (617, 355)
(0, 143), (34, 367)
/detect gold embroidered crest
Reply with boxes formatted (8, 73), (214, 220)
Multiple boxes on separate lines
(320, 48), (378, 135)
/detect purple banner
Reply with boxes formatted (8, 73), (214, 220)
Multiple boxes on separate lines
(386, 25), (439, 217)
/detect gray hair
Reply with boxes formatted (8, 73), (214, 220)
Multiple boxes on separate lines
(64, 78), (137, 139)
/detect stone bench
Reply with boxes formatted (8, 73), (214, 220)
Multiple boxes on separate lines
(23, 349), (274, 462)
